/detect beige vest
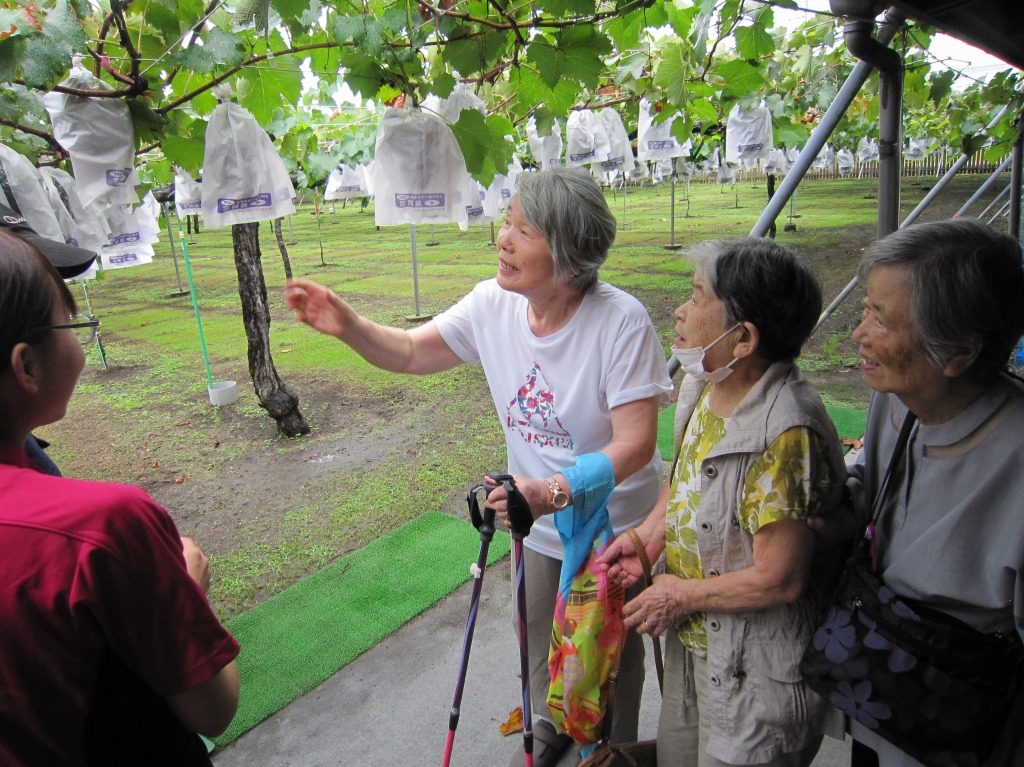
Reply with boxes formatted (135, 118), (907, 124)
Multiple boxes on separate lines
(672, 361), (847, 764)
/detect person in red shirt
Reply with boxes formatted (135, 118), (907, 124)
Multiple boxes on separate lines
(0, 229), (240, 766)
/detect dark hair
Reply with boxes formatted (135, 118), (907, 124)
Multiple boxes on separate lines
(0, 230), (77, 373)
(859, 219), (1024, 383)
(516, 166), (616, 293)
(694, 238), (822, 363)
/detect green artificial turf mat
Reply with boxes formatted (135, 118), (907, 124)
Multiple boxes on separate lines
(215, 511), (510, 746)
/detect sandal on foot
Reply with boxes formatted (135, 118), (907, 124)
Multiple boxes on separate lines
(507, 719), (573, 767)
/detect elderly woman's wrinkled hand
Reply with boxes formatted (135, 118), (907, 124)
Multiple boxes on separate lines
(484, 474), (548, 532)
(622, 574), (688, 638)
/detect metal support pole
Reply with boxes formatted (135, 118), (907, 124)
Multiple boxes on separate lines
(406, 225), (431, 321)
(411, 224), (421, 315)
(784, 188), (799, 232)
(621, 171), (627, 229)
(79, 282), (108, 370)
(1010, 115), (1023, 239)
(750, 11), (900, 238)
(955, 156), (1012, 218)
(874, 49), (903, 238)
(664, 178), (682, 250)
(979, 184), (1011, 221)
(904, 107), (1011, 228)
(989, 199), (1012, 225)
(901, 153), (971, 228)
(160, 202), (188, 296)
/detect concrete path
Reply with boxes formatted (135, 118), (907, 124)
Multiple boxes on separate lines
(213, 558), (851, 766)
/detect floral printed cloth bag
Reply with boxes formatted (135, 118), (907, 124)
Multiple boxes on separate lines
(546, 454), (624, 747)
(800, 414), (1022, 766)
(546, 537), (625, 745)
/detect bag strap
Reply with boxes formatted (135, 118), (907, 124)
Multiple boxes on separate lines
(863, 410), (917, 571)
(597, 528), (665, 745)
(625, 528), (664, 695)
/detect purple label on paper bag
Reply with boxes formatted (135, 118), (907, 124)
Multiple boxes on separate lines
(106, 168), (132, 186)
(647, 140), (675, 150)
(109, 253), (140, 265)
(108, 231), (141, 246)
(217, 194), (272, 213)
(395, 193), (445, 209)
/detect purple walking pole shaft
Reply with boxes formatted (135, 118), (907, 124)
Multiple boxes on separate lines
(442, 505), (495, 766)
(513, 537), (534, 767)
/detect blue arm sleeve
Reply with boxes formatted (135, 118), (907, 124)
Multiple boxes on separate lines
(554, 452), (616, 599)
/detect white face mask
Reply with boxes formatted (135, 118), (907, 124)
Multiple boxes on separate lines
(672, 323), (741, 383)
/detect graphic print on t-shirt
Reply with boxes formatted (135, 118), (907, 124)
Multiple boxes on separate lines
(506, 362), (574, 450)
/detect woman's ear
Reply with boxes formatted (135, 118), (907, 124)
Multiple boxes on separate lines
(733, 322), (760, 359)
(942, 340), (981, 379)
(7, 342), (43, 394)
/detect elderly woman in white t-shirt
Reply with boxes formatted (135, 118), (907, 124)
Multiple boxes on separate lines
(286, 166), (673, 767)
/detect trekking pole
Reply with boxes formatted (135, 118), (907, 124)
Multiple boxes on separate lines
(512, 532), (534, 767)
(442, 484), (498, 767)
(487, 473), (537, 767)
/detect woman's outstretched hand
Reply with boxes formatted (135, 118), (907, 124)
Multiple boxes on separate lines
(286, 278), (353, 339)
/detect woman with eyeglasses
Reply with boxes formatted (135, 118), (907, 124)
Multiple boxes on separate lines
(0, 230), (240, 766)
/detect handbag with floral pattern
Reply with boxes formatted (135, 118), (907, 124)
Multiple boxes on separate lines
(800, 413), (1022, 766)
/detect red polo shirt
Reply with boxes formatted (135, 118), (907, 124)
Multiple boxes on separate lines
(0, 444), (239, 766)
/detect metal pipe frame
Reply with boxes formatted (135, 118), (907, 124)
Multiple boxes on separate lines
(954, 155), (1013, 218)
(749, 9), (902, 238)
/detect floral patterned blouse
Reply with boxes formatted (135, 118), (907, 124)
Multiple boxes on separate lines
(665, 387), (833, 656)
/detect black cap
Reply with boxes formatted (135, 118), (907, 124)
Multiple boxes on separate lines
(0, 203), (97, 278)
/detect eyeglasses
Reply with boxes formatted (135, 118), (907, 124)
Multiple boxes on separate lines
(37, 315), (100, 346)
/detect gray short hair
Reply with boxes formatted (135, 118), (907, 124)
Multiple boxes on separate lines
(690, 238), (822, 363)
(859, 219), (1024, 383)
(515, 167), (616, 293)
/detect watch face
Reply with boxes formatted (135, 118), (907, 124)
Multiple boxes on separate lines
(548, 480), (569, 510)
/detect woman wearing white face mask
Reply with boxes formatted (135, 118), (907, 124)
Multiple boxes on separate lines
(598, 238), (846, 767)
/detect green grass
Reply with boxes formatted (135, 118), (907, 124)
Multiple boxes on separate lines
(45, 173), (999, 620)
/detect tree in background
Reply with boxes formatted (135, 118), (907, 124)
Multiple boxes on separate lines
(0, 0), (1019, 433)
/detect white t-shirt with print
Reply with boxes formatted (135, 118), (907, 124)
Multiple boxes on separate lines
(434, 279), (673, 558)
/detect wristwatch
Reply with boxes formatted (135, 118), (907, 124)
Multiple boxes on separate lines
(546, 477), (570, 511)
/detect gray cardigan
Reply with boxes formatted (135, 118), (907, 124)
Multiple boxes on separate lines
(849, 374), (1024, 638)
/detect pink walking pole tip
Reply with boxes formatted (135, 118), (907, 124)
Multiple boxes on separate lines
(442, 729), (455, 766)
